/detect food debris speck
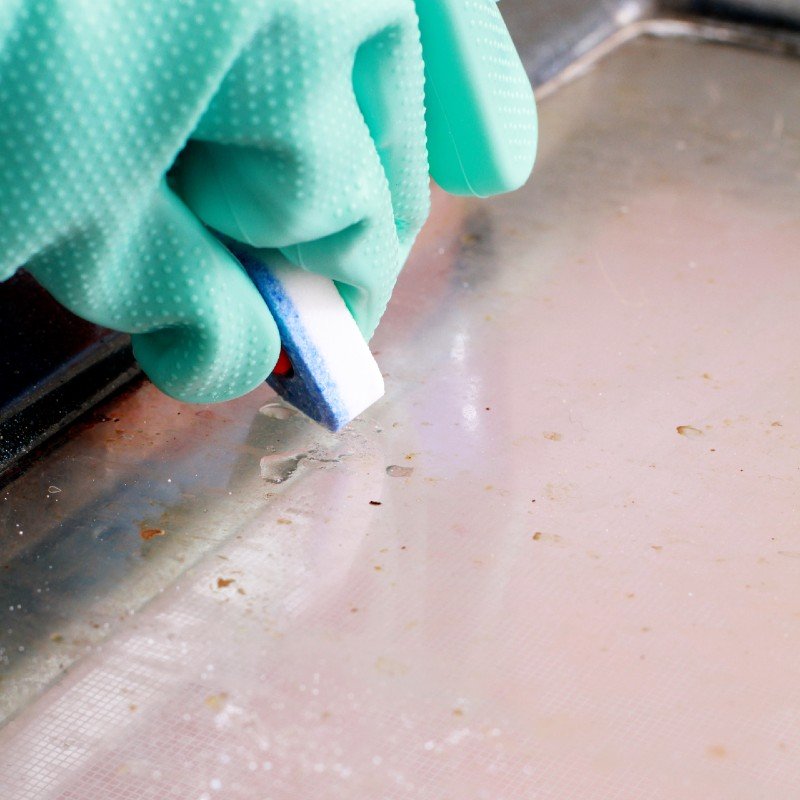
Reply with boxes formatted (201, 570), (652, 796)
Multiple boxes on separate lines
(531, 532), (563, 545)
(543, 431), (562, 441)
(369, 500), (382, 506)
(375, 656), (408, 676)
(50, 633), (64, 643)
(140, 528), (166, 541)
(676, 425), (703, 438)
(216, 577), (235, 589)
(205, 693), (229, 711)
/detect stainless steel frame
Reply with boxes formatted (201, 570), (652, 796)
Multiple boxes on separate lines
(3, 2), (800, 797)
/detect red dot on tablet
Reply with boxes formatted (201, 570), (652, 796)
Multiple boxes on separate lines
(272, 347), (294, 377)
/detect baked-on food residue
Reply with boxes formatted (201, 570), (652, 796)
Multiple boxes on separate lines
(140, 528), (166, 540)
(676, 425), (703, 438)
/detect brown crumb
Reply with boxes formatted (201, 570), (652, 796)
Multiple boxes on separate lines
(277, 518), (292, 525)
(369, 500), (382, 506)
(706, 744), (727, 759)
(453, 708), (464, 717)
(205, 693), (229, 711)
(129, 704), (138, 712)
(50, 633), (64, 643)
(531, 532), (563, 544)
(676, 425), (703, 438)
(543, 432), (562, 441)
(350, 607), (359, 613)
(216, 577), (235, 589)
(140, 528), (166, 541)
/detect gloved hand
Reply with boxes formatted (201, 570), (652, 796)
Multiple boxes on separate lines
(0, 0), (536, 403)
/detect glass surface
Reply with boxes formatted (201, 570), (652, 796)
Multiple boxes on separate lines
(3, 31), (800, 800)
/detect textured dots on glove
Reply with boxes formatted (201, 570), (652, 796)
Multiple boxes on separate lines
(0, 0), (533, 403)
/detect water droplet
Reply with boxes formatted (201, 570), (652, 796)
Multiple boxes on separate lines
(386, 465), (414, 478)
(259, 402), (297, 421)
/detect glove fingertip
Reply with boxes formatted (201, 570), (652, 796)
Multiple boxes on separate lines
(132, 295), (280, 405)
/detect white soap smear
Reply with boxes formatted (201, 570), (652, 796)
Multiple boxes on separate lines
(259, 452), (306, 484)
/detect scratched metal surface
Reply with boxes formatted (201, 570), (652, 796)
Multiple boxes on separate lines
(3, 28), (800, 800)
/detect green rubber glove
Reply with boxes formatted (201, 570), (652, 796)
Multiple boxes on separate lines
(0, 0), (536, 404)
